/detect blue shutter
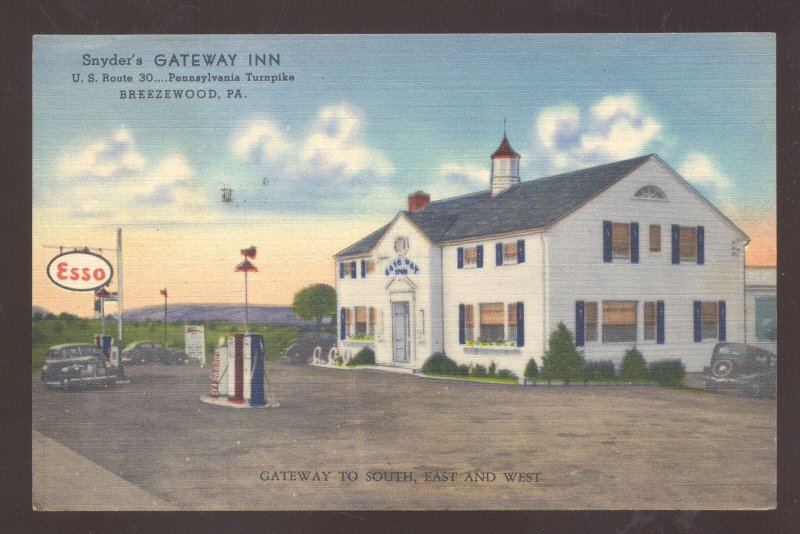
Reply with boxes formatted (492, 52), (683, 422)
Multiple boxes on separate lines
(693, 301), (702, 342)
(575, 301), (585, 347)
(457, 247), (464, 269)
(697, 226), (705, 265)
(340, 308), (346, 340)
(516, 302), (525, 347)
(672, 225), (680, 264)
(718, 300), (726, 341)
(496, 243), (503, 266)
(656, 301), (665, 344)
(350, 261), (356, 279)
(360, 259), (366, 278)
(517, 239), (525, 263)
(603, 221), (612, 263)
(476, 245), (484, 268)
(630, 222), (639, 264)
(458, 304), (466, 345)
(339, 262), (344, 278)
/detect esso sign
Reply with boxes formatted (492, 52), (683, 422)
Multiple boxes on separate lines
(47, 251), (114, 291)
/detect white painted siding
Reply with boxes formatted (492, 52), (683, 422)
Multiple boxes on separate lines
(546, 158), (746, 371)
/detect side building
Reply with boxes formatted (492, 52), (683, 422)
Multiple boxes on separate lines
(334, 136), (749, 375)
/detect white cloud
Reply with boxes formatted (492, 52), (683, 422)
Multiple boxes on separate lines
(678, 152), (731, 200)
(424, 163), (489, 199)
(47, 129), (209, 223)
(232, 104), (394, 189)
(531, 93), (662, 173)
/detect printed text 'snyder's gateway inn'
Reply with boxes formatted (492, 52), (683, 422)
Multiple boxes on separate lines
(335, 136), (748, 376)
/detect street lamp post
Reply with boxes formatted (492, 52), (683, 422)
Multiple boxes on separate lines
(235, 246), (258, 331)
(160, 288), (168, 347)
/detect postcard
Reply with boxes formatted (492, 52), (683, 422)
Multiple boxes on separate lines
(32, 34), (776, 511)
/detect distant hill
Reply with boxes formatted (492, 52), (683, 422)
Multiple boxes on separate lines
(123, 303), (332, 327)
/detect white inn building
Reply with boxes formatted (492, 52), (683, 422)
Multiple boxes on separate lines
(334, 136), (749, 375)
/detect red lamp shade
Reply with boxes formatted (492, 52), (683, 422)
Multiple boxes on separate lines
(160, 289), (168, 297)
(235, 259), (258, 272)
(95, 287), (111, 298)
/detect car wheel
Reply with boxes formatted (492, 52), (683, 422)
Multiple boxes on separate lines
(712, 359), (734, 378)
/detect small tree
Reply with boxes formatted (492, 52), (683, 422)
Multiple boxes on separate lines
(524, 358), (539, 380)
(292, 283), (336, 333)
(541, 322), (584, 384)
(619, 347), (649, 381)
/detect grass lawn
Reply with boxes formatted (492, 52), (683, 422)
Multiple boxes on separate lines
(31, 316), (300, 371)
(421, 373), (519, 384)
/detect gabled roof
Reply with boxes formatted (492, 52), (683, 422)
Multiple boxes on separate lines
(334, 153), (745, 258)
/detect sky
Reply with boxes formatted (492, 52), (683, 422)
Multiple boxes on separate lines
(32, 34), (776, 316)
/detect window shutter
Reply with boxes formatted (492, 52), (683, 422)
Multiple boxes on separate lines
(671, 225), (680, 264)
(458, 304), (466, 345)
(350, 261), (356, 279)
(496, 243), (503, 266)
(656, 300), (665, 344)
(457, 247), (464, 269)
(517, 239), (525, 263)
(630, 222), (639, 264)
(575, 301), (585, 347)
(340, 308), (346, 340)
(360, 259), (366, 278)
(693, 301), (702, 342)
(339, 262), (344, 278)
(477, 245), (484, 268)
(603, 221), (612, 263)
(516, 302), (525, 347)
(697, 226), (705, 265)
(718, 300), (726, 341)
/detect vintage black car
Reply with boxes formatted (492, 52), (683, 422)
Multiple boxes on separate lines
(41, 344), (117, 390)
(281, 331), (337, 363)
(705, 342), (776, 398)
(121, 342), (188, 365)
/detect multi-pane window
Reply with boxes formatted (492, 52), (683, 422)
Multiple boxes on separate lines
(365, 260), (375, 274)
(464, 304), (475, 341)
(503, 242), (518, 263)
(463, 246), (479, 267)
(602, 301), (638, 343)
(612, 223), (632, 260)
(649, 225), (661, 252)
(755, 296), (777, 341)
(343, 262), (354, 277)
(355, 306), (368, 336)
(507, 303), (518, 342)
(351, 307), (376, 337)
(679, 227), (697, 262)
(585, 302), (598, 342)
(643, 301), (657, 341)
(479, 303), (505, 341)
(701, 301), (719, 340)
(634, 185), (666, 199)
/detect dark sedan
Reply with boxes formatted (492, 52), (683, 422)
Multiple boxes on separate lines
(705, 342), (776, 398)
(122, 342), (188, 365)
(41, 344), (117, 390)
(281, 331), (337, 363)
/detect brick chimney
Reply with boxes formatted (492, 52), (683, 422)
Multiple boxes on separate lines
(408, 191), (431, 213)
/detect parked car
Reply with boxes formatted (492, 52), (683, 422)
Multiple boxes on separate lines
(281, 331), (337, 364)
(41, 344), (117, 390)
(121, 342), (188, 365)
(704, 342), (776, 398)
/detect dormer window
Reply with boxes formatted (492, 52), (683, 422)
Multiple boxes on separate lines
(634, 185), (666, 200)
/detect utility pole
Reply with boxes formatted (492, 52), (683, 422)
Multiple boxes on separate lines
(235, 246), (258, 332)
(117, 228), (127, 382)
(161, 288), (168, 346)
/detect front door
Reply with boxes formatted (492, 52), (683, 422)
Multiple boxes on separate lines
(391, 301), (411, 363)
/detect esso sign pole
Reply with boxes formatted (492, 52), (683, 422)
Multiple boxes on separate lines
(46, 250), (114, 291)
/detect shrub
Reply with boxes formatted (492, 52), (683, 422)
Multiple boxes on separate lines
(456, 364), (470, 376)
(524, 358), (539, 379)
(488, 361), (497, 377)
(649, 359), (686, 387)
(347, 347), (375, 366)
(619, 348), (649, 381)
(472, 364), (488, 377)
(497, 369), (517, 380)
(334, 355), (344, 366)
(421, 352), (460, 374)
(541, 322), (584, 384)
(584, 359), (616, 381)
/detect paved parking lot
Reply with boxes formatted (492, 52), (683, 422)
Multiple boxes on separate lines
(32, 363), (776, 510)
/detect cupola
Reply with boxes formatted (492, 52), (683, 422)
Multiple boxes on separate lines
(490, 134), (520, 196)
